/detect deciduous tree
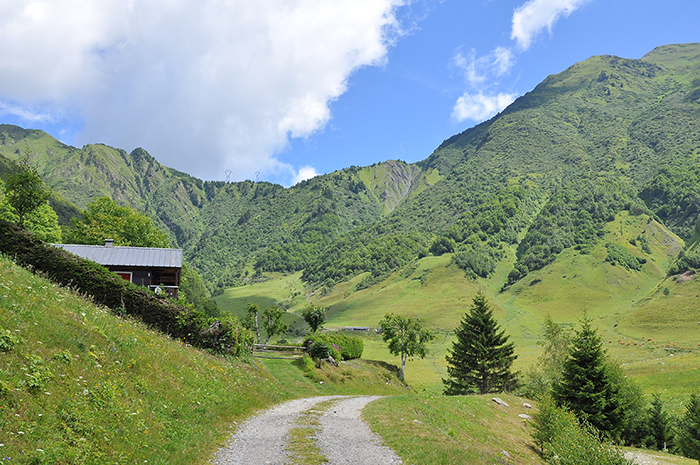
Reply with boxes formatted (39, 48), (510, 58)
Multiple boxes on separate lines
(66, 196), (170, 248)
(443, 292), (517, 395)
(379, 312), (434, 381)
(261, 305), (287, 348)
(0, 179), (61, 243)
(243, 303), (261, 344)
(4, 156), (49, 227)
(302, 305), (326, 335)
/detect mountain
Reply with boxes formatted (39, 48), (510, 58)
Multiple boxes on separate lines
(1, 43), (700, 297)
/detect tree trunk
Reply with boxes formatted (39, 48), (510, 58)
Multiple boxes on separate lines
(255, 313), (260, 344)
(400, 355), (407, 381)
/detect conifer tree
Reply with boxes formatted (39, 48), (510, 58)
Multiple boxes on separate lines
(443, 292), (517, 395)
(552, 317), (623, 435)
(678, 393), (700, 463)
(645, 393), (670, 451)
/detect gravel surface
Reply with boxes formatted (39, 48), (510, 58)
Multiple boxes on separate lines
(211, 395), (402, 465)
(317, 396), (402, 464)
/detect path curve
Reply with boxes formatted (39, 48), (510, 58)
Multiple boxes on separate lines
(211, 395), (402, 465)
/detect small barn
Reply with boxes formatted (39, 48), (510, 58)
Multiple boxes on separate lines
(54, 239), (183, 299)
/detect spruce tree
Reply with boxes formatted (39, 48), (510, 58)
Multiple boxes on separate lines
(678, 393), (700, 463)
(552, 317), (622, 435)
(443, 292), (517, 395)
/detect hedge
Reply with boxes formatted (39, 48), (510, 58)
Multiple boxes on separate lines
(304, 333), (364, 360)
(0, 220), (250, 355)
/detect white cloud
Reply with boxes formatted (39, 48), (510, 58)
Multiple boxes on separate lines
(292, 166), (320, 185)
(0, 101), (54, 123)
(452, 92), (517, 122)
(0, 0), (406, 182)
(511, 0), (590, 50)
(452, 46), (515, 86)
(450, 46), (516, 123)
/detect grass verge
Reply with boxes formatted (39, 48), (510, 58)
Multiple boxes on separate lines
(363, 393), (544, 464)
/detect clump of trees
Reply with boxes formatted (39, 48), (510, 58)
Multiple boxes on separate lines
(526, 314), (700, 462)
(243, 303), (287, 348)
(65, 196), (170, 248)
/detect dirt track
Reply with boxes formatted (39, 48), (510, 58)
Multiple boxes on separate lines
(211, 395), (402, 465)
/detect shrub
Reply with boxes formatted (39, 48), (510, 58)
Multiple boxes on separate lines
(298, 354), (315, 373)
(308, 341), (335, 361)
(304, 333), (363, 360)
(533, 398), (634, 465)
(0, 325), (22, 352)
(604, 242), (645, 271)
(23, 354), (54, 394)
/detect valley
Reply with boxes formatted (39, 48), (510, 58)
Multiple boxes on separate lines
(2, 42), (700, 463)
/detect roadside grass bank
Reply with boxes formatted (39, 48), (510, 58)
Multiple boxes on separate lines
(0, 254), (404, 464)
(363, 393), (544, 464)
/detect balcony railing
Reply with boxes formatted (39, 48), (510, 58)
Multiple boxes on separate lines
(148, 285), (178, 299)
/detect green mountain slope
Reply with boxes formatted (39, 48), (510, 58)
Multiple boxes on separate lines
(1, 43), (700, 302)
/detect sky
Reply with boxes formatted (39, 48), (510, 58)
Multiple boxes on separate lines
(0, 1), (698, 186)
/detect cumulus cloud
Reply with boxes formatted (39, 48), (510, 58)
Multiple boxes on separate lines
(451, 92), (517, 123)
(450, 46), (516, 123)
(0, 0), (405, 183)
(292, 166), (320, 185)
(511, 0), (590, 50)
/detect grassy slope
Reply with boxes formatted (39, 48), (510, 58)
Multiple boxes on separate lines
(215, 211), (700, 406)
(364, 393), (543, 464)
(0, 254), (404, 464)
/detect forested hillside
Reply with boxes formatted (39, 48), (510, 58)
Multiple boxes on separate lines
(1, 43), (700, 295)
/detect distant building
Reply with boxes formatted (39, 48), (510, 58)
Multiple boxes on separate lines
(53, 239), (182, 299)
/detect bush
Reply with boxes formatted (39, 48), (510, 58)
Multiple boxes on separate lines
(304, 333), (363, 360)
(669, 247), (700, 275)
(0, 220), (251, 356)
(0, 324), (22, 352)
(533, 398), (634, 465)
(307, 341), (337, 361)
(604, 242), (645, 271)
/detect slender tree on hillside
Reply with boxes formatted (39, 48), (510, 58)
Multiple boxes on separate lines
(522, 314), (571, 399)
(379, 312), (434, 381)
(302, 305), (326, 335)
(443, 292), (517, 395)
(243, 303), (261, 344)
(261, 305), (287, 348)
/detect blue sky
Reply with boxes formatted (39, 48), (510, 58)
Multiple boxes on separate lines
(0, 1), (698, 186)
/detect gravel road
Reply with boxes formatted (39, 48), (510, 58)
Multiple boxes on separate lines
(211, 395), (402, 465)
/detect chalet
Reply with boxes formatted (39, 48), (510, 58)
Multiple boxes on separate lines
(54, 239), (183, 299)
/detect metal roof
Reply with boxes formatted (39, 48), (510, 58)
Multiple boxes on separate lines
(53, 244), (183, 268)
